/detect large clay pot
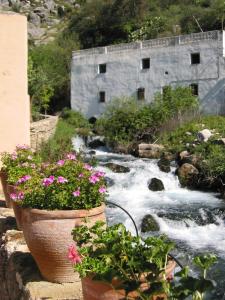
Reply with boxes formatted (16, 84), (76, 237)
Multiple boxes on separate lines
(81, 260), (176, 300)
(7, 185), (23, 230)
(22, 204), (106, 283)
(0, 170), (12, 208)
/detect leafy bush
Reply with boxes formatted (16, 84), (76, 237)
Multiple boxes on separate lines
(96, 87), (199, 145)
(71, 221), (216, 299)
(61, 108), (90, 129)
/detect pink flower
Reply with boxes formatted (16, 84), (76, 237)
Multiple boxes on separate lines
(72, 189), (80, 197)
(27, 155), (33, 160)
(42, 176), (55, 187)
(78, 173), (84, 178)
(11, 152), (18, 160)
(16, 175), (31, 185)
(68, 245), (82, 264)
(57, 176), (68, 184)
(57, 160), (65, 166)
(89, 175), (100, 184)
(84, 163), (92, 171)
(30, 163), (36, 169)
(10, 193), (17, 200)
(16, 144), (29, 150)
(66, 153), (76, 160)
(99, 186), (107, 194)
(94, 171), (105, 178)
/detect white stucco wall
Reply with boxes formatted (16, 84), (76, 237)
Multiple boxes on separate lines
(71, 30), (225, 118)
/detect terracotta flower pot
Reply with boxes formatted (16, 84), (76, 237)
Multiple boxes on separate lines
(7, 185), (23, 230)
(22, 204), (106, 283)
(0, 170), (12, 208)
(81, 260), (176, 300)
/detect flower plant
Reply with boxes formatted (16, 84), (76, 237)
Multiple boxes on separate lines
(12, 153), (107, 210)
(71, 221), (216, 300)
(1, 144), (41, 184)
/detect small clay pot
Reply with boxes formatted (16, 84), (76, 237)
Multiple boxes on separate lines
(22, 204), (106, 283)
(81, 260), (176, 300)
(0, 170), (12, 208)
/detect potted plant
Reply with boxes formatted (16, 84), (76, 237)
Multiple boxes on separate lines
(0, 144), (40, 207)
(11, 153), (107, 283)
(71, 221), (216, 300)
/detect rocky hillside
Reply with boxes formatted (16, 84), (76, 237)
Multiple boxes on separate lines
(0, 0), (79, 43)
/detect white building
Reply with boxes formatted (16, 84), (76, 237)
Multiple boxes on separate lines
(71, 30), (225, 119)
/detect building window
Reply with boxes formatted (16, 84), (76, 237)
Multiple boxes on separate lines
(137, 88), (145, 100)
(142, 58), (150, 69)
(191, 53), (200, 65)
(190, 83), (199, 96)
(99, 63), (106, 73)
(99, 91), (106, 102)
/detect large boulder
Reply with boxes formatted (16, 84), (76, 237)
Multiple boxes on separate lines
(148, 178), (165, 191)
(176, 151), (199, 167)
(138, 144), (164, 159)
(197, 129), (212, 142)
(87, 135), (105, 149)
(104, 163), (130, 173)
(105, 176), (115, 187)
(177, 163), (199, 187)
(157, 158), (171, 173)
(141, 214), (160, 232)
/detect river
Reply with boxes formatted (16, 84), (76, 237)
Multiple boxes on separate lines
(73, 137), (225, 299)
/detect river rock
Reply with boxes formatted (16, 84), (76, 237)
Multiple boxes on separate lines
(105, 176), (114, 187)
(28, 12), (41, 26)
(138, 143), (164, 159)
(161, 151), (175, 162)
(104, 163), (130, 173)
(197, 129), (212, 142)
(148, 178), (165, 191)
(88, 136), (105, 149)
(177, 163), (199, 187)
(157, 158), (171, 173)
(141, 214), (160, 232)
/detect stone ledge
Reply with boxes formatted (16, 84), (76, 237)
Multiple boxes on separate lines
(0, 208), (82, 300)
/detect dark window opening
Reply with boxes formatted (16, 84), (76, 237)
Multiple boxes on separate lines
(137, 88), (145, 100)
(99, 91), (106, 102)
(190, 83), (198, 96)
(191, 53), (200, 65)
(99, 63), (106, 73)
(142, 58), (150, 69)
(165, 71), (169, 75)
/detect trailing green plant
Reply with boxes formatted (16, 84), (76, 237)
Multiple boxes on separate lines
(11, 154), (107, 210)
(61, 108), (91, 129)
(71, 221), (216, 300)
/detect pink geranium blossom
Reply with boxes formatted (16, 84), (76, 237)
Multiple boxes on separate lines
(66, 153), (76, 160)
(94, 171), (105, 178)
(99, 186), (107, 194)
(57, 176), (68, 184)
(10, 192), (24, 200)
(72, 189), (80, 197)
(42, 175), (55, 187)
(68, 245), (82, 264)
(16, 175), (32, 185)
(89, 175), (100, 184)
(16, 144), (30, 150)
(78, 173), (84, 178)
(84, 163), (92, 171)
(11, 152), (18, 160)
(57, 160), (65, 166)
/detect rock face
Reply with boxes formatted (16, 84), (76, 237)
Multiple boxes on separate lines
(177, 163), (199, 187)
(197, 129), (212, 142)
(0, 208), (82, 300)
(104, 163), (130, 173)
(141, 214), (160, 232)
(148, 178), (165, 191)
(138, 144), (164, 159)
(157, 158), (171, 173)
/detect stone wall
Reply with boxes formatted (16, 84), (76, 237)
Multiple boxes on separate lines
(0, 207), (82, 300)
(30, 115), (58, 150)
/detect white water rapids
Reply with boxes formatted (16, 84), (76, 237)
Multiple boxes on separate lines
(73, 136), (225, 298)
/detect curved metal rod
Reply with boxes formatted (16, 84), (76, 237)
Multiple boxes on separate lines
(105, 200), (183, 269)
(105, 200), (139, 237)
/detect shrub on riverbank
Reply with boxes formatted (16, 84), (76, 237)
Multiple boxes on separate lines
(37, 109), (90, 162)
(96, 86), (199, 146)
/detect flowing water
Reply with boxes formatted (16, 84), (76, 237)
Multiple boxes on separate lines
(73, 137), (225, 299)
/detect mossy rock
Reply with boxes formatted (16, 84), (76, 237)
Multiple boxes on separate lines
(157, 158), (171, 173)
(104, 163), (130, 173)
(148, 178), (165, 191)
(141, 214), (160, 232)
